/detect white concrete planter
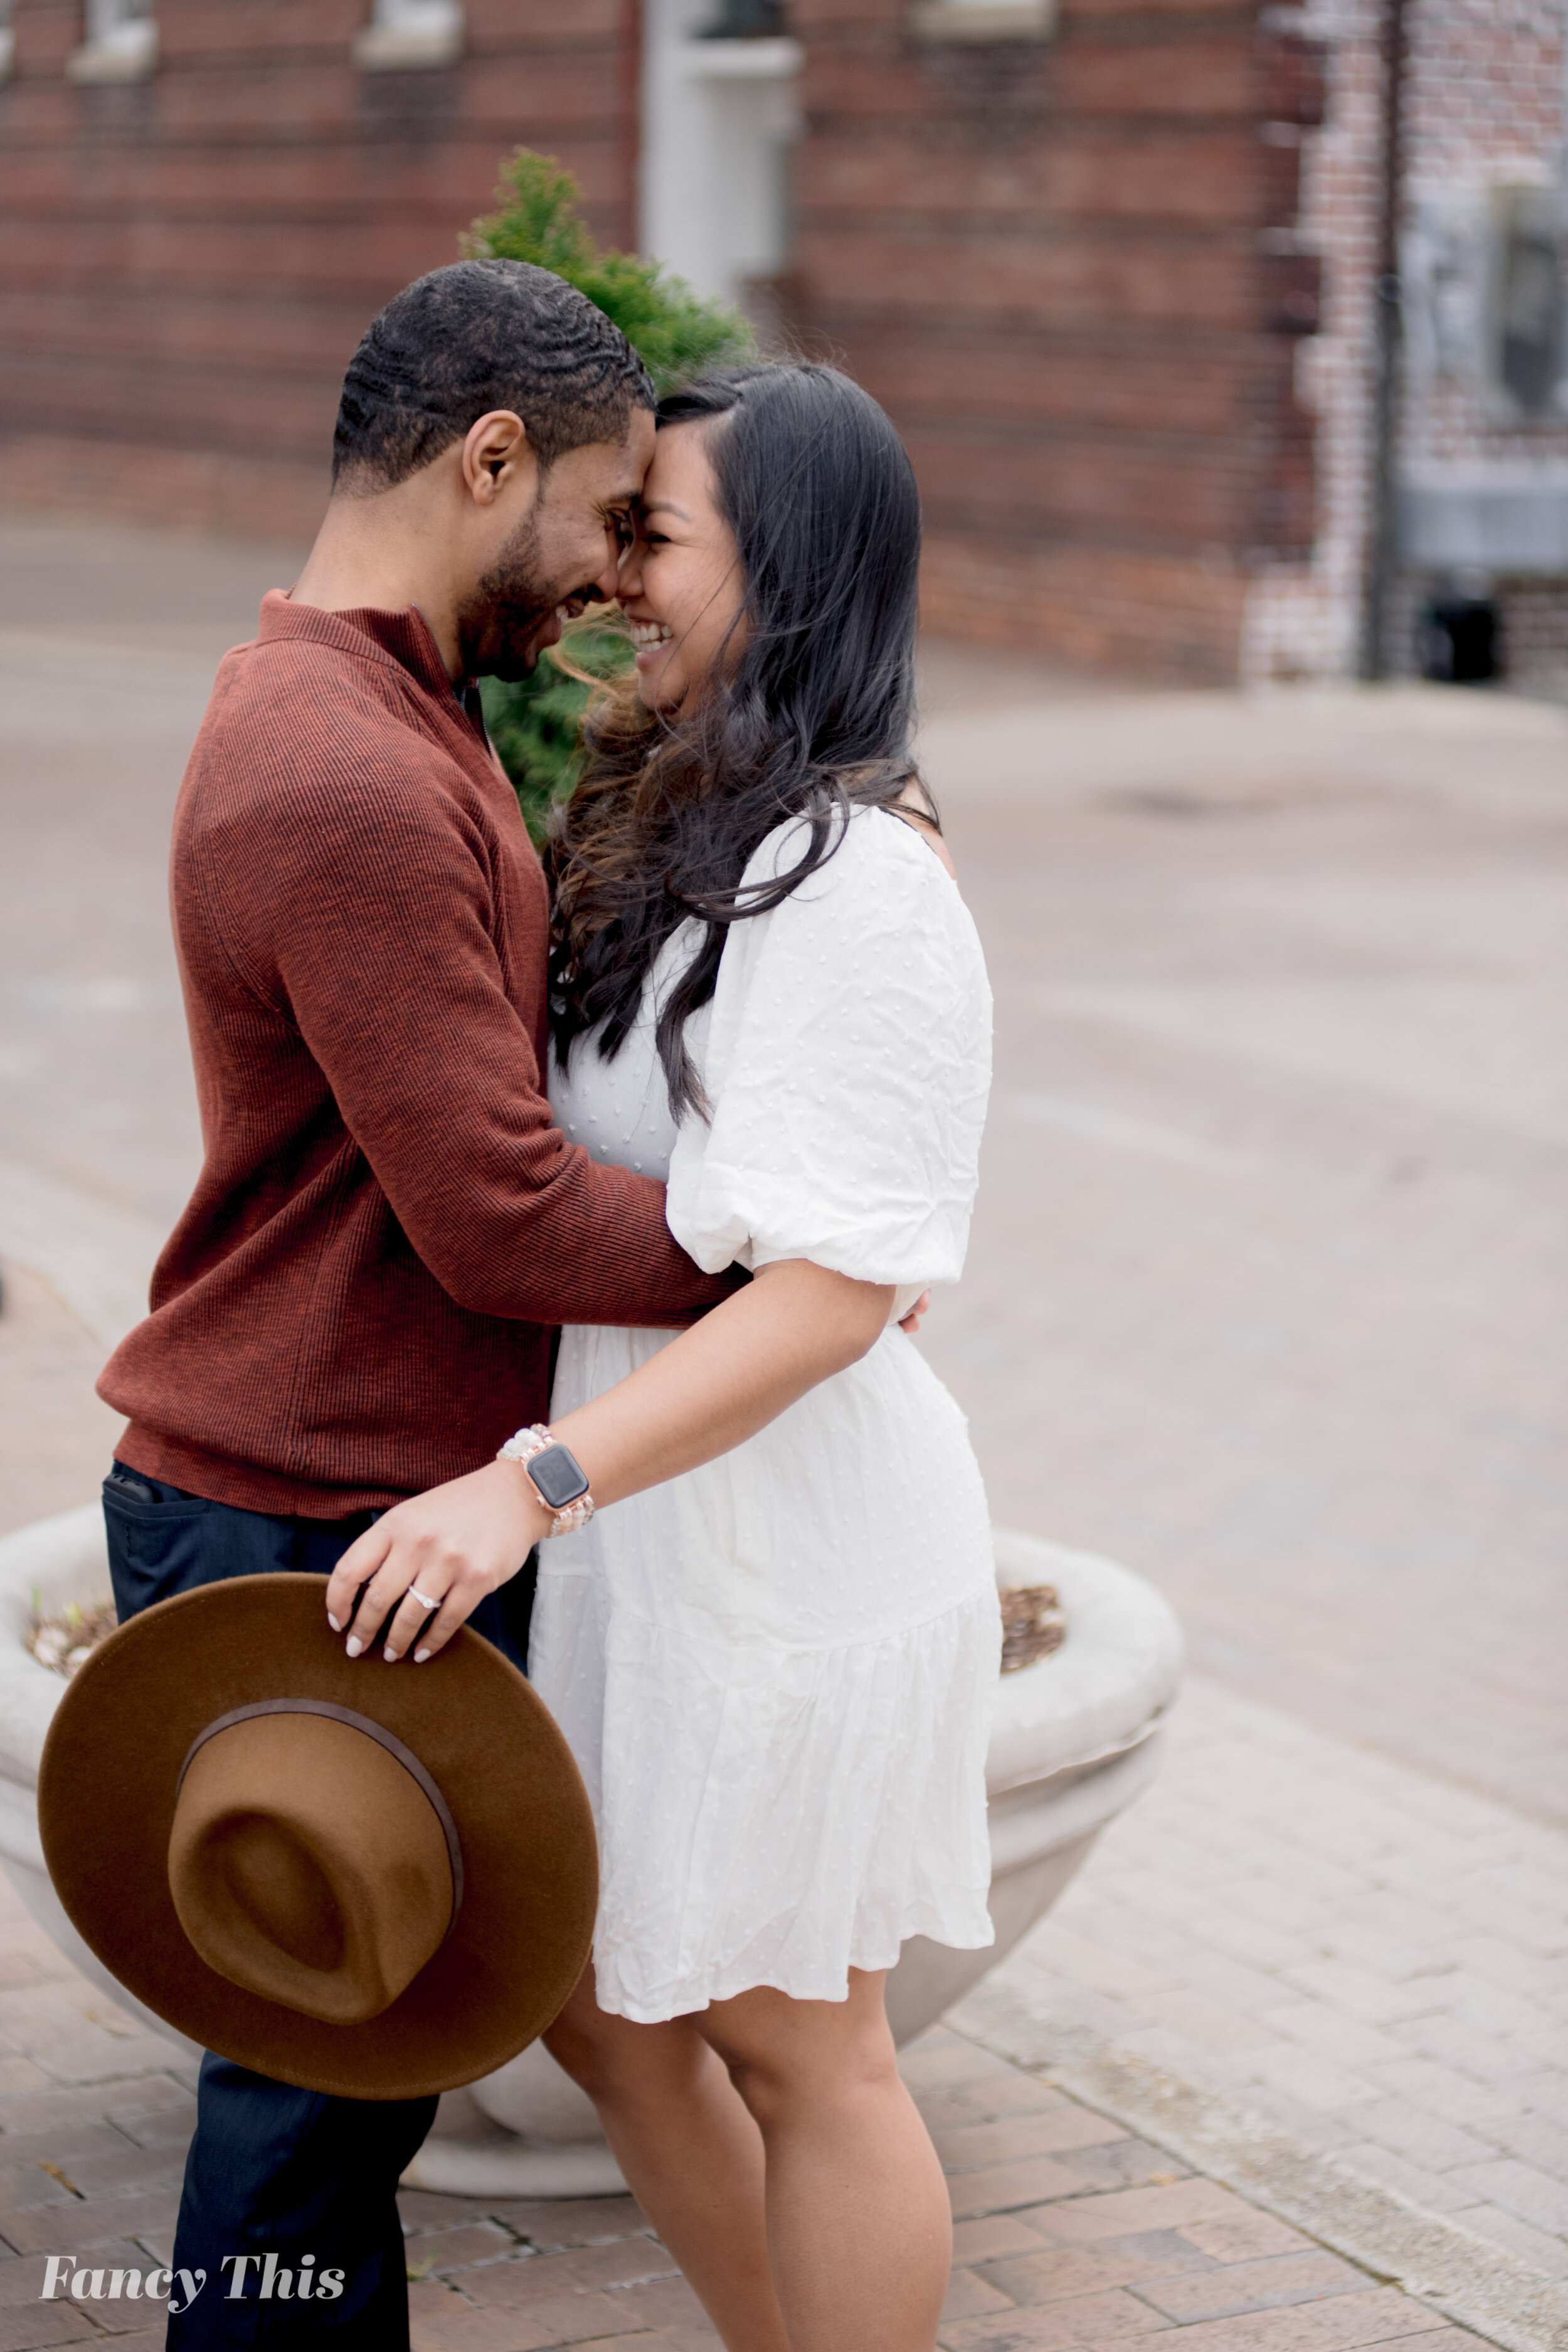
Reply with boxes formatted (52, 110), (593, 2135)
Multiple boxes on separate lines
(0, 1508), (1182, 2199)
(0, 1506), (200, 2057)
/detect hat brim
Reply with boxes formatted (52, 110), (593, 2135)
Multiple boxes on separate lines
(38, 1575), (598, 2101)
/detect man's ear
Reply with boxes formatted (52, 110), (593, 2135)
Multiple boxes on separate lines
(461, 411), (534, 509)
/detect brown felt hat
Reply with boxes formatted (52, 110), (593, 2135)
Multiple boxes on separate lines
(37, 1575), (598, 2101)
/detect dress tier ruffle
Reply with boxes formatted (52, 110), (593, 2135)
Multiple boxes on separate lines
(534, 807), (1000, 2020)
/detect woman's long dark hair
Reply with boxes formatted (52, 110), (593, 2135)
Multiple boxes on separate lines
(546, 360), (935, 1118)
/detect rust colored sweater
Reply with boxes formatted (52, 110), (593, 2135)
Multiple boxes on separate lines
(101, 595), (737, 1517)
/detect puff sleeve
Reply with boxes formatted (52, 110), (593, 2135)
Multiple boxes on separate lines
(665, 807), (992, 1289)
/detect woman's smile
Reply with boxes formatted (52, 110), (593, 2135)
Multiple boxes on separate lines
(628, 618), (674, 662)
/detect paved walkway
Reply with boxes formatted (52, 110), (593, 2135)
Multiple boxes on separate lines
(1, 518), (1565, 2348)
(918, 677), (1568, 1832)
(0, 1866), (1500, 2352)
(963, 1675), (1568, 2349)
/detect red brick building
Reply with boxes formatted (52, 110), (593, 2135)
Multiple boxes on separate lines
(788, 1), (1324, 677)
(0, 1), (642, 544)
(1, 0), (1563, 683)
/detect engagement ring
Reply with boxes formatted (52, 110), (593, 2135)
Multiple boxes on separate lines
(408, 1586), (440, 1611)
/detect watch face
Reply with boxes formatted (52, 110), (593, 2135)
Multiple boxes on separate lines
(529, 1444), (591, 1511)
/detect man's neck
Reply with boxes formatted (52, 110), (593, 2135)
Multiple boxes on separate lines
(291, 494), (464, 680)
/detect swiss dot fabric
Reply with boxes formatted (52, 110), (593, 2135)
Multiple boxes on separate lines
(532, 805), (1000, 2021)
(665, 807), (992, 1295)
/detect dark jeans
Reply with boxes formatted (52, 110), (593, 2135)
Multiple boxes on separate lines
(102, 1464), (536, 2348)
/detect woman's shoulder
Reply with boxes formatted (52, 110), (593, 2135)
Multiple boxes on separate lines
(720, 801), (987, 1034)
(739, 799), (959, 909)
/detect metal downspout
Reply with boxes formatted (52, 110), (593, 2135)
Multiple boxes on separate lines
(1359, 0), (1411, 680)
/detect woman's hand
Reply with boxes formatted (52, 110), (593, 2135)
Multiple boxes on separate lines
(326, 1258), (915, 1663)
(326, 1459), (551, 1665)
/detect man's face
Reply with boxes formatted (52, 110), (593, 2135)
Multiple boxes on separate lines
(459, 409), (657, 681)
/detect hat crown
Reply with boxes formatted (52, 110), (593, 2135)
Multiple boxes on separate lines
(209, 1812), (345, 1974)
(167, 1708), (457, 2026)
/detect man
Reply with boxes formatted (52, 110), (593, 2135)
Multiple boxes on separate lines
(97, 258), (741, 2346)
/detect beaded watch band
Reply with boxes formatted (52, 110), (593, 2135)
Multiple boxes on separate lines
(497, 1424), (596, 1537)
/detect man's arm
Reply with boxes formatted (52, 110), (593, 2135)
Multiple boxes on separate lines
(202, 748), (739, 1328)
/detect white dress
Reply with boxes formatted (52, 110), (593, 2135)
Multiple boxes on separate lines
(531, 804), (1000, 2023)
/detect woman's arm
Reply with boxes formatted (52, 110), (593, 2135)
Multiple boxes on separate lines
(325, 1259), (895, 1665)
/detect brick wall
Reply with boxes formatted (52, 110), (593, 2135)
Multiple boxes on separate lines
(1403, 0), (1564, 494)
(1398, 0), (1568, 685)
(0, 0), (638, 541)
(1242, 0), (1568, 686)
(1496, 573), (1568, 683)
(1241, 0), (1382, 682)
(11, 0), (1555, 684)
(785, 0), (1325, 682)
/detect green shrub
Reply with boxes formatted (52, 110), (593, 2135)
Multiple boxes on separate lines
(478, 618), (635, 844)
(467, 151), (755, 839)
(467, 149), (756, 399)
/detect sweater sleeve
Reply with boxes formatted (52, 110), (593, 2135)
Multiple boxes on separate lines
(197, 739), (739, 1329)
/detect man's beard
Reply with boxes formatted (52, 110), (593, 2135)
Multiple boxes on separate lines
(462, 511), (588, 682)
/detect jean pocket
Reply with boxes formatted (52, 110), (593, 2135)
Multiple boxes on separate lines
(102, 1483), (213, 1621)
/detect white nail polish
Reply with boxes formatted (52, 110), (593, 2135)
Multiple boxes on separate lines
(346, 1637), (363, 1658)
(383, 1645), (399, 1663)
(414, 1649), (431, 1665)
(327, 1613), (341, 1633)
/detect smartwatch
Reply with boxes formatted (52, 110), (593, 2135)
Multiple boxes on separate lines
(496, 1426), (596, 1537)
(527, 1443), (591, 1515)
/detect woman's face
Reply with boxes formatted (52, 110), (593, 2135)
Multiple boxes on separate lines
(618, 421), (747, 715)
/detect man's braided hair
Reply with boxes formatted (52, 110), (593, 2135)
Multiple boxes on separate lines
(332, 258), (654, 492)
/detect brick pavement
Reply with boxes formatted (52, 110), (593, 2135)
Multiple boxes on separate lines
(960, 1674), (1568, 2339)
(0, 1862), (1500, 2352)
(0, 529), (292, 1537)
(916, 680), (1568, 1829)
(0, 1266), (122, 1542)
(0, 519), (304, 669)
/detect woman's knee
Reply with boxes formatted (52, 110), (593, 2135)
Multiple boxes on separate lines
(728, 2042), (899, 2137)
(704, 1993), (900, 2131)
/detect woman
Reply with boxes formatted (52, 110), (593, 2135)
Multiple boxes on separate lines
(328, 363), (998, 2352)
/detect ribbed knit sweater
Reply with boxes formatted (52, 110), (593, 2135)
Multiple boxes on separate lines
(100, 594), (738, 1517)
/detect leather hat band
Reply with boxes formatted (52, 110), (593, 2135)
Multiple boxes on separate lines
(177, 1699), (464, 1917)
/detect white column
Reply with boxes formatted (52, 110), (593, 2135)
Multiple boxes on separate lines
(640, 0), (802, 307)
(66, 0), (157, 83)
(352, 0), (465, 73)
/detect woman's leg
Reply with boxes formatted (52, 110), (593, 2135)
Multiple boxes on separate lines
(543, 1966), (790, 2352)
(697, 1969), (950, 2352)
